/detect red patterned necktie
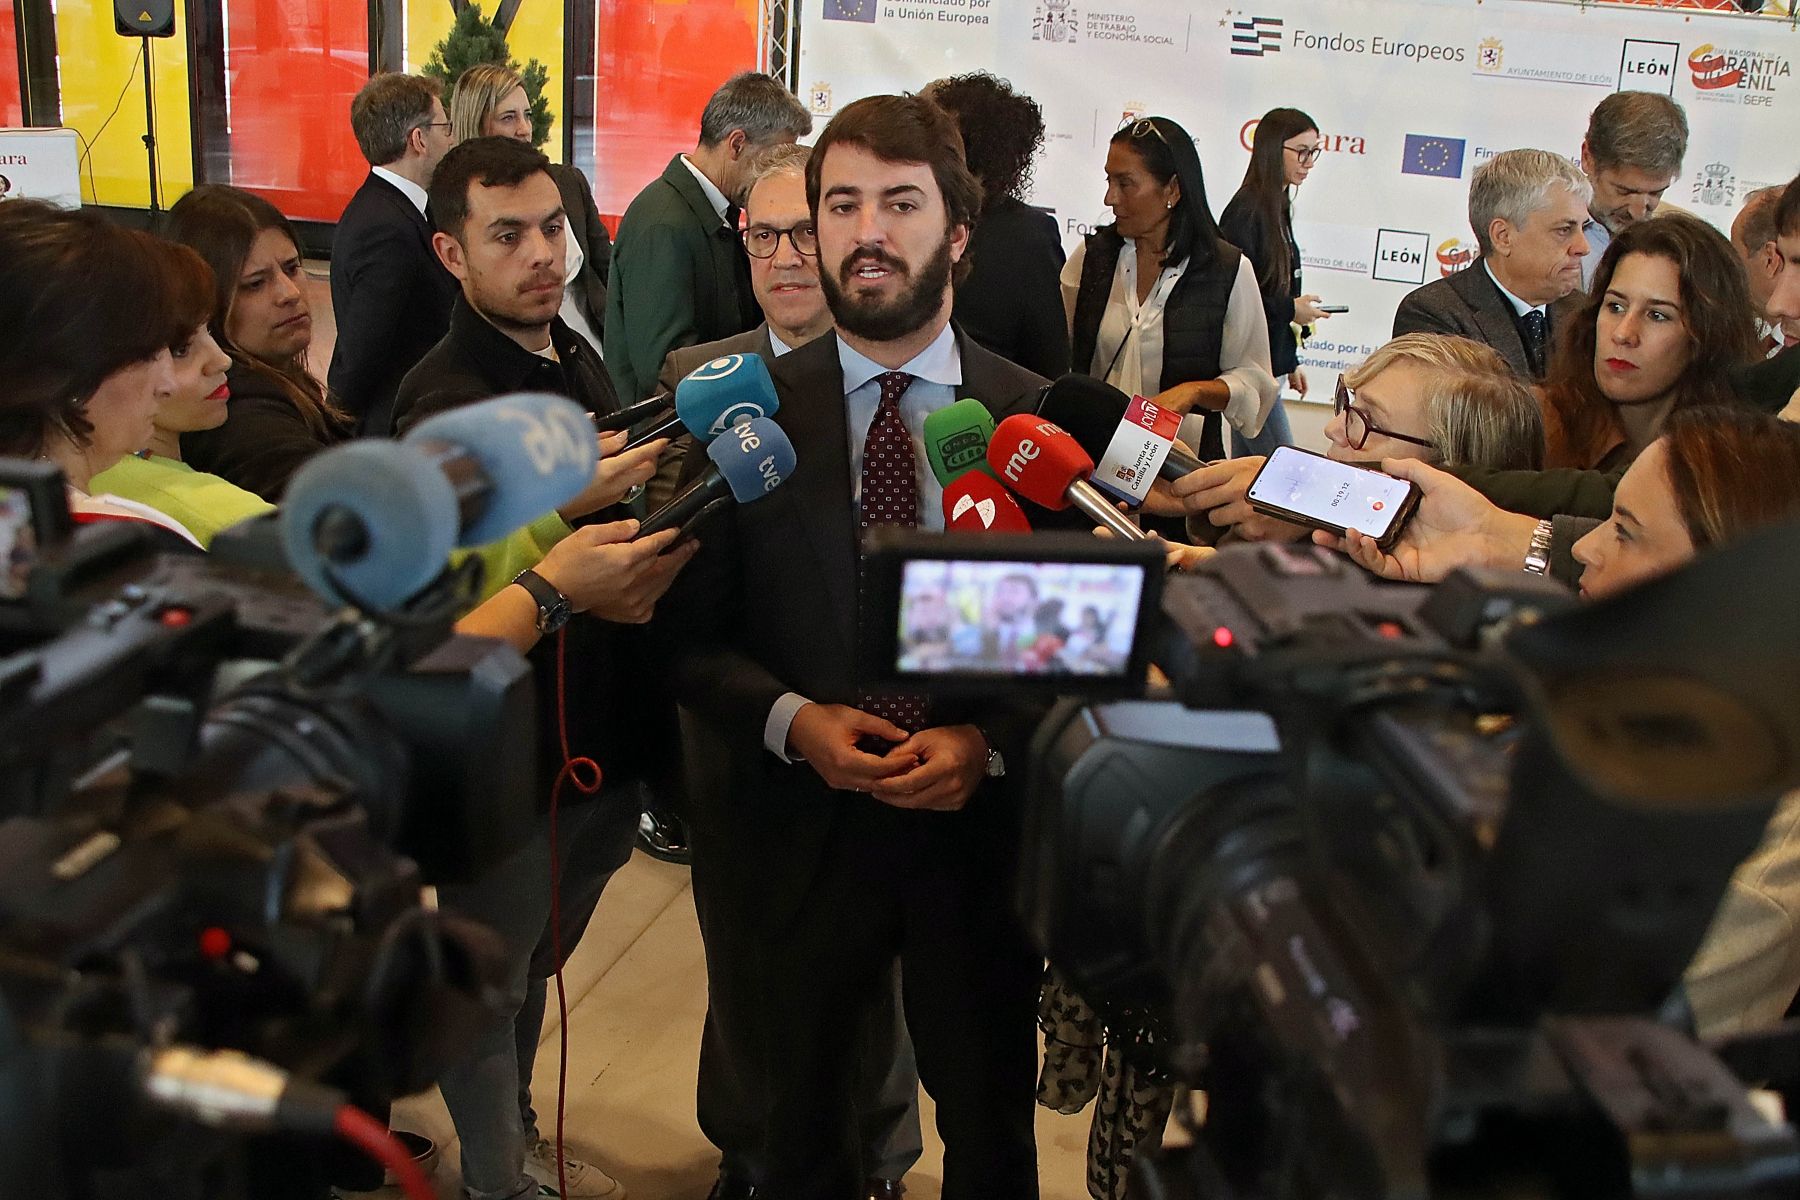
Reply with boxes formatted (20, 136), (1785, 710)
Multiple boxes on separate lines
(857, 371), (928, 733)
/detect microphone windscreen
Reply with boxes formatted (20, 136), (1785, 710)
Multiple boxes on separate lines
(704, 416), (797, 504)
(674, 352), (781, 444)
(281, 440), (460, 611)
(922, 398), (997, 487)
(942, 472), (1032, 533)
(1034, 374), (1132, 459)
(986, 414), (1093, 511)
(403, 392), (598, 546)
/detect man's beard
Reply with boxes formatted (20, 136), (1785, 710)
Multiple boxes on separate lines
(819, 235), (954, 343)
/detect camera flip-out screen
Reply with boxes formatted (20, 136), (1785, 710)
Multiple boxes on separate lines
(861, 531), (1164, 693)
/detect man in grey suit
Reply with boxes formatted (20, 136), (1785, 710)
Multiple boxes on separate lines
(1394, 149), (1592, 380)
(653, 144), (924, 1200)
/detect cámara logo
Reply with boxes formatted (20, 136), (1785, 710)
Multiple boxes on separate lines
(1436, 238), (1477, 276)
(1239, 117), (1366, 155)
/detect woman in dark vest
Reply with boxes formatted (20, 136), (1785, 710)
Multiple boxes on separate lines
(1061, 115), (1277, 463)
(1220, 106), (1336, 457)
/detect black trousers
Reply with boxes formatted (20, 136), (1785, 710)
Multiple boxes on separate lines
(748, 795), (1042, 1200)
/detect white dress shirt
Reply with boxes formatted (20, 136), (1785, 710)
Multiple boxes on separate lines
(679, 154), (733, 227)
(370, 165), (428, 215)
(762, 324), (963, 762)
(1060, 240), (1278, 445)
(1579, 216), (1612, 293)
(1484, 261), (1548, 323)
(559, 233), (603, 357)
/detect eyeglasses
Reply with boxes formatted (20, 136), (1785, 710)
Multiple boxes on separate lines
(741, 221), (818, 259)
(1284, 143), (1323, 166)
(420, 121), (453, 134)
(1333, 379), (1436, 451)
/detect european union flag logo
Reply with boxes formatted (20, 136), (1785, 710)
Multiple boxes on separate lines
(1401, 134), (1466, 179)
(824, 0), (877, 22)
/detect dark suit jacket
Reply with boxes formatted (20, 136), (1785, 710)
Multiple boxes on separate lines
(952, 196), (1070, 379)
(1733, 343), (1800, 414)
(327, 172), (459, 436)
(603, 155), (760, 402)
(181, 363), (351, 502)
(655, 327), (1048, 927)
(550, 162), (612, 340)
(1392, 260), (1582, 380)
(647, 323), (781, 512)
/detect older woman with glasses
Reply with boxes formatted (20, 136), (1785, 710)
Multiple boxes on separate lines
(1062, 115), (1279, 474)
(1219, 107), (1337, 457)
(1166, 333), (1544, 542)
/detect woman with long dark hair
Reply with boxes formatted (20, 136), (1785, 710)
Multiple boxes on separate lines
(1062, 116), (1277, 464)
(167, 184), (354, 501)
(1220, 107), (1335, 455)
(1540, 210), (1757, 471)
(924, 71), (1070, 378)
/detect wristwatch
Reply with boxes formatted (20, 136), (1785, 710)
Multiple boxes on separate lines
(976, 727), (1006, 778)
(513, 568), (572, 633)
(1521, 518), (1555, 576)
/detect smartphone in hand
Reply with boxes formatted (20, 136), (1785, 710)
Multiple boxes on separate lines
(1245, 446), (1420, 550)
(1317, 304), (1349, 314)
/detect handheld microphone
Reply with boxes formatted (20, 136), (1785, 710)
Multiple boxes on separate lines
(942, 472), (1032, 533)
(1035, 374), (1205, 505)
(986, 414), (1151, 542)
(625, 352), (781, 450)
(282, 392), (598, 610)
(922, 398), (998, 486)
(592, 392), (673, 434)
(636, 416), (797, 541)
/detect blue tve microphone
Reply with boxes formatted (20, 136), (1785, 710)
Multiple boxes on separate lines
(625, 352), (781, 450)
(636, 415), (796, 540)
(282, 392), (597, 610)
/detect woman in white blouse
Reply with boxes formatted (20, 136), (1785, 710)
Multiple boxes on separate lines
(1062, 116), (1278, 466)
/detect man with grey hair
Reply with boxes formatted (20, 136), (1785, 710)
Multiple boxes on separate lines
(1578, 90), (1689, 289)
(1731, 185), (1800, 356)
(329, 72), (458, 435)
(1394, 148), (1590, 379)
(603, 71), (814, 404)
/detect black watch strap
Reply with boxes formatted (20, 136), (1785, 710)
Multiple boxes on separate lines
(513, 568), (571, 633)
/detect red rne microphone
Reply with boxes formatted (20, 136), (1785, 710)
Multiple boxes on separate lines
(987, 414), (1151, 541)
(942, 471), (1032, 533)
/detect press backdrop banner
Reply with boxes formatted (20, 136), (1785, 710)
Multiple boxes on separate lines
(799, 0), (1799, 396)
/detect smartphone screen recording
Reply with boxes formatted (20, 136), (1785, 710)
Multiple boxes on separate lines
(1246, 446), (1418, 546)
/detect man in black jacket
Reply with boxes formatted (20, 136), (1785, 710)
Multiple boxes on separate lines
(657, 94), (1046, 1200)
(396, 136), (694, 1200)
(1756, 174), (1800, 419)
(329, 73), (460, 436)
(1394, 149), (1590, 380)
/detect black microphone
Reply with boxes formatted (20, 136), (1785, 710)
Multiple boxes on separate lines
(637, 416), (797, 541)
(1036, 374), (1207, 490)
(591, 393), (673, 434)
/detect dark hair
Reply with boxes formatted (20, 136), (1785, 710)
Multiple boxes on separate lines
(698, 71), (813, 148)
(1236, 107), (1317, 293)
(349, 72), (442, 166)
(0, 200), (187, 456)
(165, 185), (347, 438)
(1108, 116), (1221, 272)
(1543, 212), (1757, 469)
(1584, 90), (1688, 177)
(1661, 406), (1800, 553)
(429, 135), (552, 242)
(1775, 172), (1800, 241)
(165, 241), (217, 346)
(806, 94), (983, 281)
(923, 72), (1046, 213)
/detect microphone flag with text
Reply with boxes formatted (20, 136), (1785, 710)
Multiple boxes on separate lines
(987, 414), (1151, 542)
(636, 415), (797, 541)
(1035, 374), (1205, 506)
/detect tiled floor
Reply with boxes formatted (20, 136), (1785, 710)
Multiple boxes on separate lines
(390, 853), (1097, 1200)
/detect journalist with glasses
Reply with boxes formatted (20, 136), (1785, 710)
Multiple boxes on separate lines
(1219, 107), (1337, 457)
(1166, 333), (1545, 544)
(1061, 115), (1279, 480)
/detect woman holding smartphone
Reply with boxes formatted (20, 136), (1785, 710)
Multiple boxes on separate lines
(1219, 107), (1334, 456)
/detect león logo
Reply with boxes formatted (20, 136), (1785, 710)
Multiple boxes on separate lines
(1436, 238), (1476, 276)
(1231, 15), (1282, 57)
(808, 82), (832, 115)
(1476, 36), (1503, 73)
(1373, 229), (1430, 286)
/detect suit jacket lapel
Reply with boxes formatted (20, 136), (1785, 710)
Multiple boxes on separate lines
(769, 333), (860, 656)
(1460, 263), (1531, 377)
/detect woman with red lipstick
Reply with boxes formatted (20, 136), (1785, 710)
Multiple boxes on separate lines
(168, 185), (356, 502)
(1540, 212), (1756, 471)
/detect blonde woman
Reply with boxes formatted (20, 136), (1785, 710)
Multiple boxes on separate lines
(450, 63), (611, 352)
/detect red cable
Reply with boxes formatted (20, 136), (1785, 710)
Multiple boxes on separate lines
(334, 1103), (437, 1200)
(549, 626), (602, 1199)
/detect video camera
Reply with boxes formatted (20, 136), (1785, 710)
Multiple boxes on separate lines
(863, 527), (1800, 1198)
(0, 443), (549, 1197)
